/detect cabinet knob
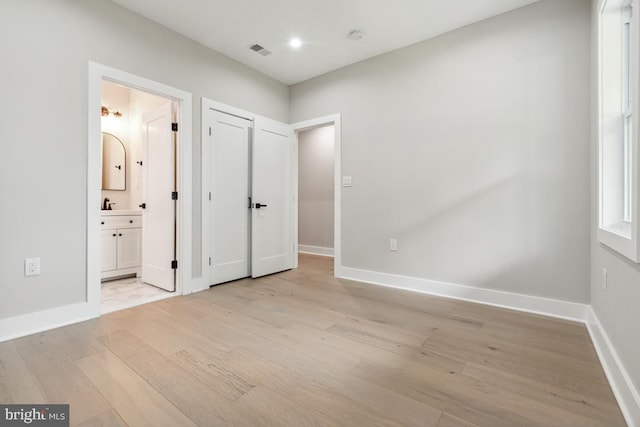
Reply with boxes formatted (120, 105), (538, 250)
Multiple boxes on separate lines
(112, 233), (116, 237)
(101, 221), (104, 225)
(129, 220), (133, 223)
(119, 233), (122, 236)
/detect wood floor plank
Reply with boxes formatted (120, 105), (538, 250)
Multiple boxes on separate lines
(331, 296), (484, 337)
(232, 384), (333, 427)
(100, 330), (240, 425)
(77, 351), (198, 427)
(449, 304), (589, 340)
(286, 379), (407, 427)
(436, 413), (480, 427)
(350, 359), (540, 427)
(424, 323), (609, 385)
(172, 345), (257, 400)
(327, 316), (428, 350)
(480, 321), (600, 363)
(462, 362), (626, 426)
(52, 323), (107, 361)
(13, 332), (110, 425)
(75, 410), (128, 427)
(219, 347), (443, 427)
(0, 341), (45, 404)
(422, 330), (615, 399)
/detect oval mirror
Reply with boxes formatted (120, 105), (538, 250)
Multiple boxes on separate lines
(102, 132), (126, 191)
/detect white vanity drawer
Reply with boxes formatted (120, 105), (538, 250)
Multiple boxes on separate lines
(101, 215), (142, 230)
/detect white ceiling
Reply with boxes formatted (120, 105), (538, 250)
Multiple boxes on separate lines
(111, 0), (540, 85)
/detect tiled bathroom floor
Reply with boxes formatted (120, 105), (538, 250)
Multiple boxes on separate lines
(101, 276), (174, 314)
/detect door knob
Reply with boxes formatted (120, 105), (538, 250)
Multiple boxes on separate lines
(139, 203), (146, 209)
(255, 203), (267, 209)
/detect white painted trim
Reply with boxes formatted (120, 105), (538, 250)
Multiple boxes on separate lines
(204, 99), (255, 121)
(292, 114), (342, 277)
(587, 307), (640, 427)
(339, 267), (588, 322)
(0, 303), (96, 343)
(88, 62), (194, 307)
(298, 245), (335, 257)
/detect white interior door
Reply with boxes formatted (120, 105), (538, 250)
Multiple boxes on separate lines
(142, 102), (176, 291)
(251, 116), (294, 278)
(209, 110), (251, 284)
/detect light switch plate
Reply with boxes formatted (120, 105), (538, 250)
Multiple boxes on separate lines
(342, 176), (352, 187)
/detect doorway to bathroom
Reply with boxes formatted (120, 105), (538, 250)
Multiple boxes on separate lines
(88, 63), (193, 317)
(99, 80), (177, 313)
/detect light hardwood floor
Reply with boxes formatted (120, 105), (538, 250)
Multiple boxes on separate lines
(0, 255), (626, 426)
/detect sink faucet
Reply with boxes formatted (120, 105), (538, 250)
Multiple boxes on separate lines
(102, 198), (109, 210)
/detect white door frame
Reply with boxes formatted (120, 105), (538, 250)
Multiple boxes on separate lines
(87, 62), (193, 315)
(292, 114), (342, 277)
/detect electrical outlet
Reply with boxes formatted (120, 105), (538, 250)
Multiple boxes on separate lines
(389, 238), (398, 251)
(602, 268), (608, 290)
(25, 258), (41, 276)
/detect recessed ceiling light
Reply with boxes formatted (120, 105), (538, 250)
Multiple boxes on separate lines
(289, 38), (302, 49)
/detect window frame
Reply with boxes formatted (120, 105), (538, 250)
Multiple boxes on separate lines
(598, 0), (640, 261)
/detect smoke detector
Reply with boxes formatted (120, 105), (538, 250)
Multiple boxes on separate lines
(249, 43), (272, 56)
(347, 30), (364, 41)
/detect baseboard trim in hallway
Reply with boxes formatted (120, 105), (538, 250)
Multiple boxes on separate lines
(298, 245), (335, 257)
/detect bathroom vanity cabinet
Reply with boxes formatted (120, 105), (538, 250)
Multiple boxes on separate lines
(101, 211), (142, 280)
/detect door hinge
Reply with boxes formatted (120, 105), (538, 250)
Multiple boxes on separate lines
(209, 127), (212, 136)
(209, 257), (212, 266)
(171, 260), (178, 269)
(171, 191), (178, 200)
(172, 122), (178, 132)
(209, 192), (212, 201)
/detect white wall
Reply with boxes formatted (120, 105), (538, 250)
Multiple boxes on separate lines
(0, 0), (288, 319)
(298, 125), (335, 250)
(590, 0), (640, 407)
(291, 0), (591, 303)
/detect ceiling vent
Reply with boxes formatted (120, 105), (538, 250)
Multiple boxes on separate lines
(347, 30), (364, 41)
(249, 43), (272, 56)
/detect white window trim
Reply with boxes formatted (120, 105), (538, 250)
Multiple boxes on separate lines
(598, 0), (640, 261)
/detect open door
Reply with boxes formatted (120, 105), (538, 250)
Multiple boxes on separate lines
(141, 102), (176, 291)
(251, 116), (294, 278)
(209, 110), (252, 284)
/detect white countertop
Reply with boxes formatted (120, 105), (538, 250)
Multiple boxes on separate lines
(100, 210), (142, 216)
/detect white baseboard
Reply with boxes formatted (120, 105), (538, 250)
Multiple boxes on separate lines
(587, 308), (640, 427)
(298, 245), (334, 257)
(338, 267), (588, 322)
(0, 301), (98, 343)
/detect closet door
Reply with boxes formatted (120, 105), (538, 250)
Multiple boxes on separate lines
(209, 110), (251, 284)
(251, 116), (294, 278)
